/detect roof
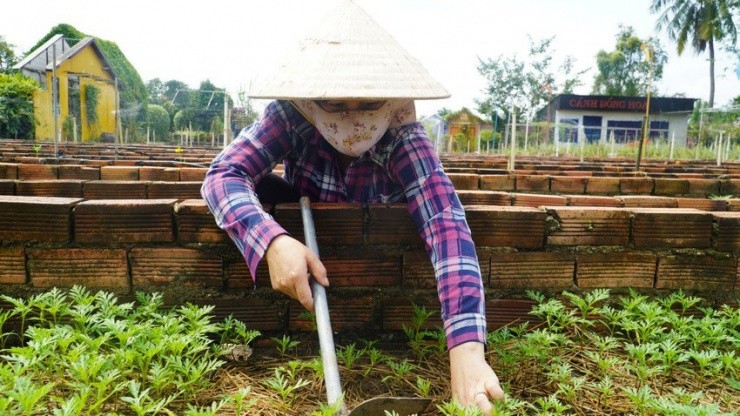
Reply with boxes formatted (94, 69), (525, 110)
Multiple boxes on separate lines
(45, 37), (116, 79)
(547, 94), (698, 114)
(12, 34), (67, 70)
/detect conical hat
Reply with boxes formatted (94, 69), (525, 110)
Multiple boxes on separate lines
(249, 0), (450, 100)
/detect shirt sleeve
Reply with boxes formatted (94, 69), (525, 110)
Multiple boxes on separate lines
(200, 101), (296, 281)
(388, 123), (486, 350)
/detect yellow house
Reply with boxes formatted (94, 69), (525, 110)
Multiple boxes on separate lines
(14, 34), (118, 141)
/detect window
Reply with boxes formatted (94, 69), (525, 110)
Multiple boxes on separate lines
(583, 116), (602, 143)
(558, 118), (578, 143)
(606, 120), (642, 143)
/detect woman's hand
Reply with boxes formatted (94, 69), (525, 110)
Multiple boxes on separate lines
(265, 235), (329, 311)
(449, 341), (505, 413)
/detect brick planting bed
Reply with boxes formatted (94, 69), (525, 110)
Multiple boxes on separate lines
(0, 140), (738, 337)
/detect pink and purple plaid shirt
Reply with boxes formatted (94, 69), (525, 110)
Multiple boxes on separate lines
(201, 100), (485, 349)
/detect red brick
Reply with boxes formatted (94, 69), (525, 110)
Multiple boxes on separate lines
(620, 178), (654, 194)
(486, 299), (541, 330)
(403, 248), (491, 288)
(366, 204), (420, 245)
(320, 254), (401, 287)
(83, 181), (148, 199)
(550, 176), (587, 194)
(289, 294), (376, 331)
(176, 199), (229, 244)
(17, 164), (58, 180)
(130, 247), (223, 288)
(676, 198), (728, 211)
(567, 195), (623, 207)
(513, 193), (567, 208)
(225, 256), (271, 288)
(58, 165), (100, 180)
(720, 179), (740, 196)
(457, 190), (511, 206)
(491, 252), (575, 289)
(515, 175), (550, 192)
(204, 296), (283, 331)
(654, 178), (690, 196)
(148, 181), (202, 200)
(179, 167), (208, 182)
(657, 255), (736, 291)
(479, 175), (515, 191)
(0, 247), (26, 284)
(0, 163), (18, 179)
(0, 179), (15, 195)
(632, 208), (713, 248)
(576, 252), (656, 288)
(447, 173), (479, 190)
(27, 248), (128, 290)
(586, 177), (621, 195)
(712, 212), (740, 252)
(382, 297), (443, 331)
(0, 195), (80, 242)
(15, 180), (84, 198)
(465, 206), (546, 248)
(75, 199), (176, 243)
(546, 207), (630, 246)
(617, 195), (677, 208)
(100, 166), (139, 181)
(139, 167), (180, 182)
(729, 199), (740, 212)
(687, 178), (720, 197)
(276, 203), (365, 245)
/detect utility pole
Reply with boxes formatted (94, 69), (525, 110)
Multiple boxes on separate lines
(52, 44), (59, 158)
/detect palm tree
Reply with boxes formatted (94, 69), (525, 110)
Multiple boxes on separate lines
(650, 0), (738, 107)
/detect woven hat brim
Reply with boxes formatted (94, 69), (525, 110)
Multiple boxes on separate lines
(249, 0), (450, 100)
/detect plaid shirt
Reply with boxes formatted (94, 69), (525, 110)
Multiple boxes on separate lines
(201, 100), (485, 349)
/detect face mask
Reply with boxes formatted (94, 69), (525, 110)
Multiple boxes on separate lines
(292, 100), (416, 157)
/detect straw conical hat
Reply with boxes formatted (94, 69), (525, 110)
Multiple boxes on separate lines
(249, 0), (450, 100)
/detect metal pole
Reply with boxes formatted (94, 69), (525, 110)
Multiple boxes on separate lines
(669, 131), (675, 160)
(114, 78), (120, 161)
(636, 44), (653, 172)
(579, 124), (585, 163)
(52, 44), (59, 158)
(299, 197), (345, 414)
(509, 105), (516, 171)
(524, 117), (530, 152)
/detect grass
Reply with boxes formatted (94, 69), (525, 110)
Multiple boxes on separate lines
(0, 287), (737, 415)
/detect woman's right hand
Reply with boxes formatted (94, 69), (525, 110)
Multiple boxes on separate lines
(265, 234), (329, 311)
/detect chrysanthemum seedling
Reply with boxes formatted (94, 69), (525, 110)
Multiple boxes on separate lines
(271, 334), (300, 357)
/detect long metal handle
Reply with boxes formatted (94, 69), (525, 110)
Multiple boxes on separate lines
(299, 197), (346, 414)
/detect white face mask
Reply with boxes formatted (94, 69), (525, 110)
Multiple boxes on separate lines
(292, 100), (416, 157)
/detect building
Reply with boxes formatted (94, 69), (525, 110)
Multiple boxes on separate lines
(539, 94), (698, 146)
(14, 34), (118, 141)
(446, 107), (490, 152)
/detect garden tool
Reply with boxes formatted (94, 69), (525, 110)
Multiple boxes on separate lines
(300, 197), (431, 416)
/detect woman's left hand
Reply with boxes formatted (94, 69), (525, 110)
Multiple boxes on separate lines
(449, 341), (505, 413)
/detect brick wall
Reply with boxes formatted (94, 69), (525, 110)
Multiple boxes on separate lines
(0, 195), (737, 334)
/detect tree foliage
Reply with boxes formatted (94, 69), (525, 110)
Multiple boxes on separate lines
(650, 0), (738, 107)
(146, 104), (170, 140)
(592, 26), (668, 96)
(476, 36), (588, 122)
(0, 36), (17, 71)
(0, 73), (38, 139)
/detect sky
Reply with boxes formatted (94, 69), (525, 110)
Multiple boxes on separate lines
(2, 0), (738, 117)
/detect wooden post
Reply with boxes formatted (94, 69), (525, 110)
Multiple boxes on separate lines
(524, 117), (530, 152)
(72, 116), (78, 143)
(716, 131), (723, 166)
(52, 44), (59, 158)
(579, 124), (585, 163)
(669, 131), (675, 160)
(609, 130), (615, 157)
(223, 91), (229, 149)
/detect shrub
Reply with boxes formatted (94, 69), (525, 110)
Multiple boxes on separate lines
(147, 104), (170, 140)
(0, 73), (38, 139)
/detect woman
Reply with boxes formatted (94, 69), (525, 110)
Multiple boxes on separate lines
(201, 0), (504, 412)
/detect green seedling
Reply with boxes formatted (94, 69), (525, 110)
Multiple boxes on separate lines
(271, 334), (300, 357)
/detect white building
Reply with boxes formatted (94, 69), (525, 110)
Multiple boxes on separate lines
(540, 94), (698, 146)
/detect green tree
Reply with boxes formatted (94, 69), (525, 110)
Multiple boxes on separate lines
(476, 36), (587, 123)
(163, 79), (190, 109)
(0, 73), (38, 139)
(0, 36), (17, 71)
(592, 26), (667, 96)
(147, 104), (170, 140)
(650, 0), (738, 107)
(146, 78), (166, 105)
